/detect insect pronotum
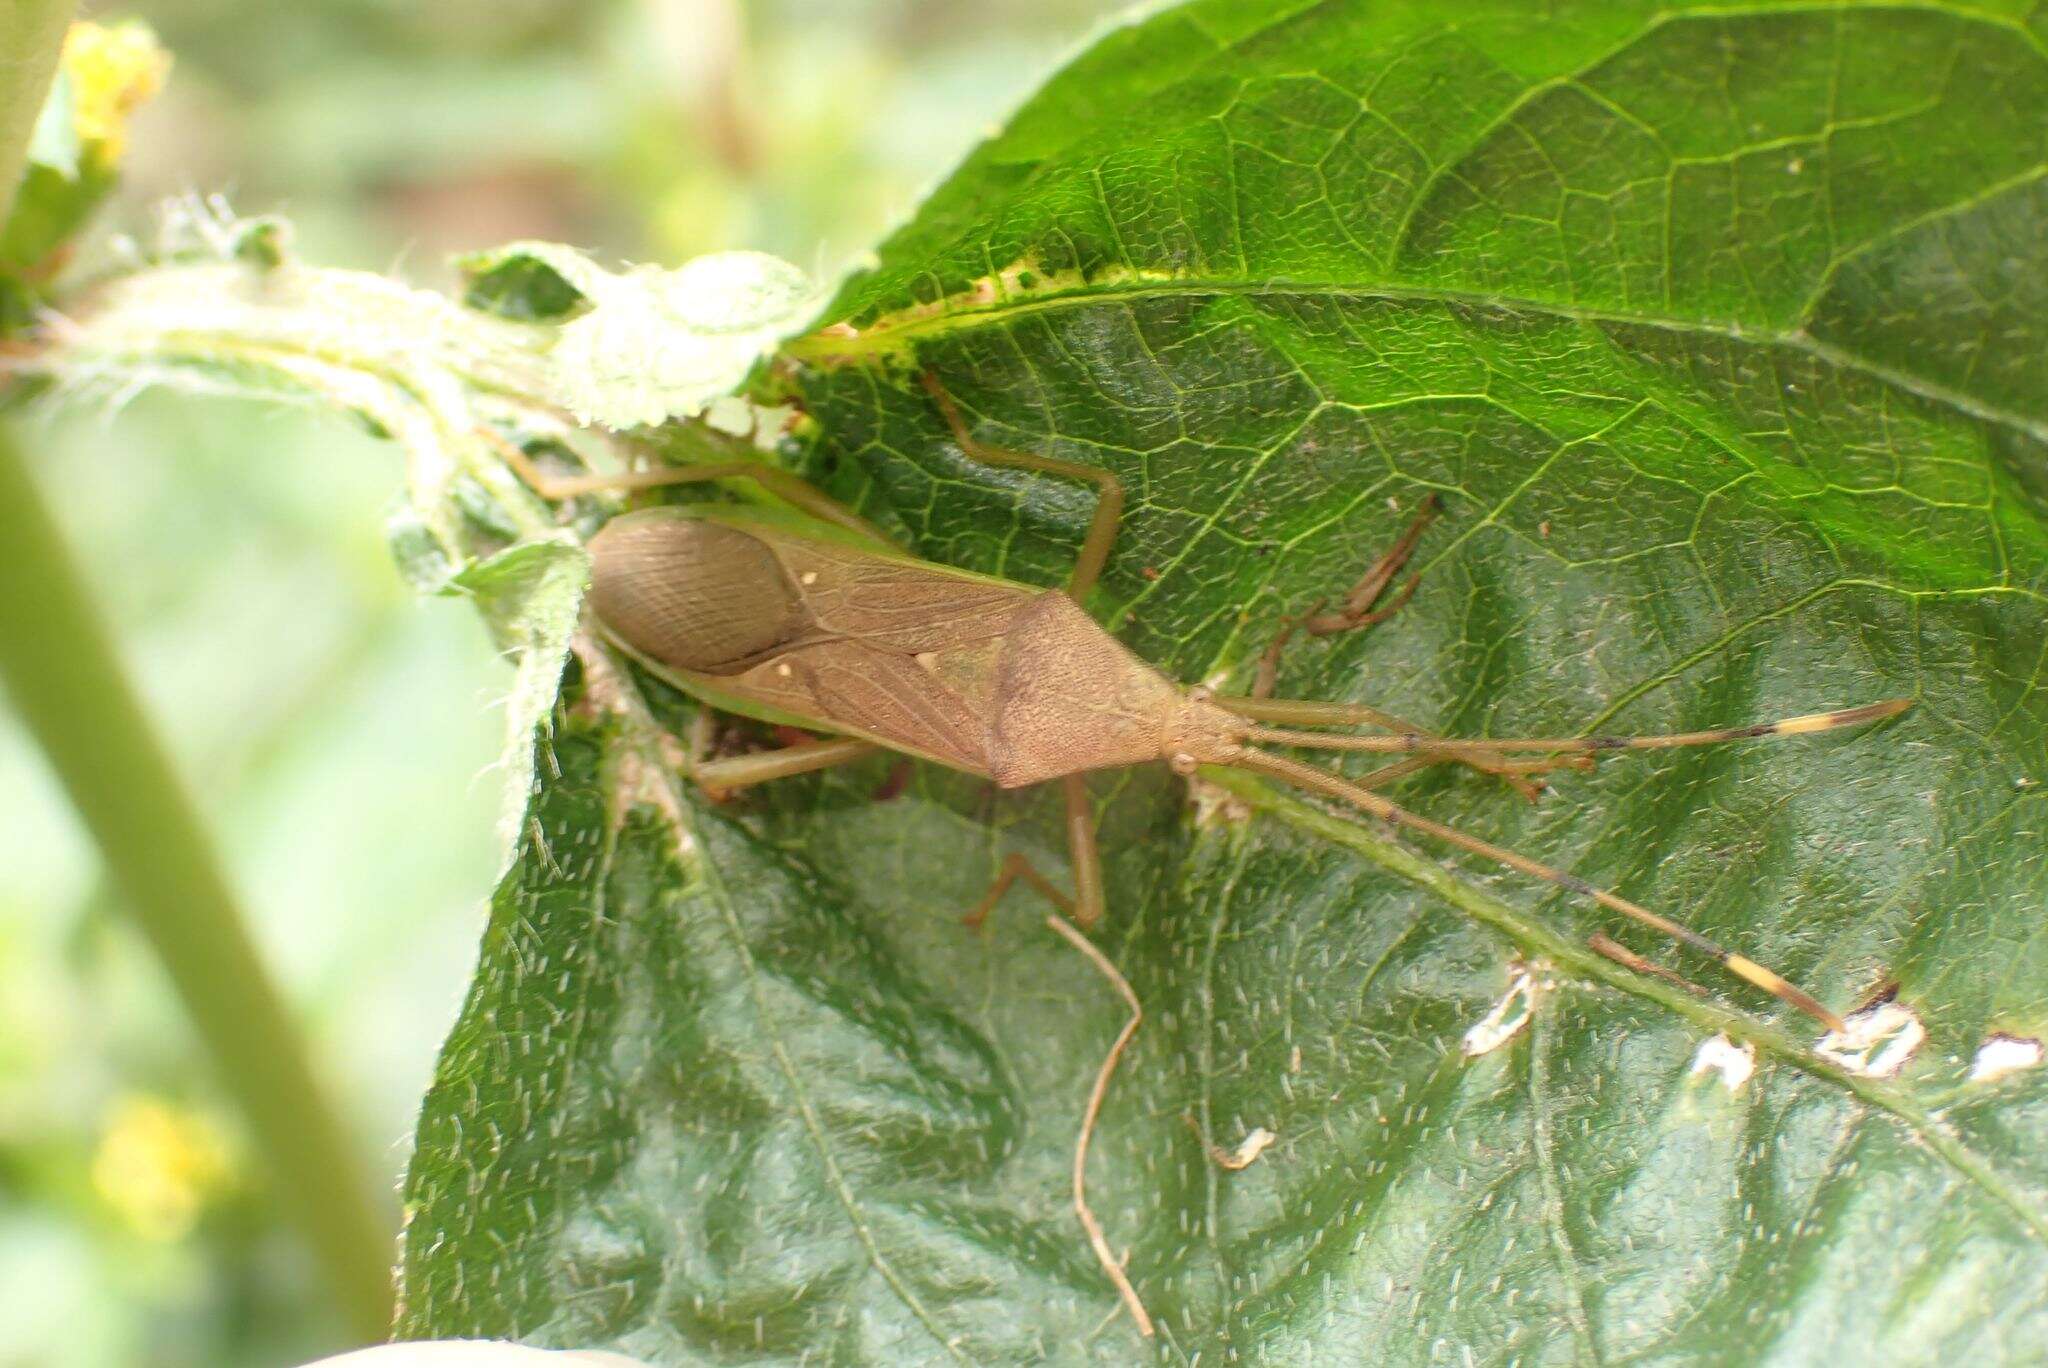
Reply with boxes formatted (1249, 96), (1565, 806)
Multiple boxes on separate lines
(494, 373), (1909, 1337)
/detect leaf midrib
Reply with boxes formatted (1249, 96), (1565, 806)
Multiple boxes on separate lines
(600, 649), (976, 1364)
(786, 267), (2048, 447)
(1199, 765), (2048, 1255)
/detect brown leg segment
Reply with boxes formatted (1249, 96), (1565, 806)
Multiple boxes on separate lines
(1242, 525), (1441, 758)
(965, 774), (1105, 929)
(921, 372), (1126, 601)
(1239, 495), (1568, 801)
(690, 736), (881, 797)
(1249, 493), (1439, 700)
(1298, 492), (1439, 637)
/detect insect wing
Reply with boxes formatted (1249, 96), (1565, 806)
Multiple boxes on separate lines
(722, 638), (992, 773)
(759, 533), (1031, 655)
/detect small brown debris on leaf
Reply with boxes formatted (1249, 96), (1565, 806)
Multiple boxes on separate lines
(1184, 1114), (1278, 1170)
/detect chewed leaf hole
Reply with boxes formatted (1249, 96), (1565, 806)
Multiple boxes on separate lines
(1688, 1034), (1757, 1092)
(1463, 964), (1538, 1057)
(1817, 1000), (1926, 1078)
(1967, 1033), (2044, 1085)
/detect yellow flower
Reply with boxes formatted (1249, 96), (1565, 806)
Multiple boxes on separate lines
(60, 20), (171, 162)
(90, 1094), (234, 1242)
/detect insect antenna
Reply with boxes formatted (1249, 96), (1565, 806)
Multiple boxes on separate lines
(1228, 745), (1849, 1032)
(1229, 697), (1911, 757)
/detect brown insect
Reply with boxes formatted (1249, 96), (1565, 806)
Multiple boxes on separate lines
(497, 372), (1909, 1335)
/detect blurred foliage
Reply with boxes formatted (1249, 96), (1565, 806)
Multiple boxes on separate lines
(1, 20), (168, 326)
(0, 1), (1127, 1364)
(100, 0), (1127, 279)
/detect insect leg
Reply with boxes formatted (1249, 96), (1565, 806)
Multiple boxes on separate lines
(482, 426), (897, 547)
(964, 853), (1072, 930)
(1249, 493), (1439, 698)
(1061, 773), (1107, 927)
(1300, 492), (1440, 636)
(690, 737), (880, 796)
(1236, 493), (1572, 802)
(920, 372), (1125, 600)
(1248, 602), (1320, 702)
(964, 775), (1105, 929)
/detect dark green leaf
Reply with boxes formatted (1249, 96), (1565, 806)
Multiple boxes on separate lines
(401, 3), (2048, 1361)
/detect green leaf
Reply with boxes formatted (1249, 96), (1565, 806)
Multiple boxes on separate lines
(459, 244), (595, 323)
(457, 240), (820, 429)
(441, 537), (591, 865)
(400, 2), (2048, 1361)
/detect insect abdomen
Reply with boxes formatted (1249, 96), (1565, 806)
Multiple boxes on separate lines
(588, 510), (804, 672)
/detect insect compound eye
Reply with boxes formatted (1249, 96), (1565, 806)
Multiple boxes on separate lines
(588, 514), (804, 672)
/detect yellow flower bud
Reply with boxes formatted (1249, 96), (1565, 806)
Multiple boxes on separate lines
(60, 20), (171, 163)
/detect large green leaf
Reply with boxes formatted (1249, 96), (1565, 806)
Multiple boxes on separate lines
(398, 2), (2048, 1361)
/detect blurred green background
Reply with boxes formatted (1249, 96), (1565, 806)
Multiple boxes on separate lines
(0, 2), (1125, 1363)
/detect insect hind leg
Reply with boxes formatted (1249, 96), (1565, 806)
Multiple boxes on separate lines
(965, 774), (1104, 929)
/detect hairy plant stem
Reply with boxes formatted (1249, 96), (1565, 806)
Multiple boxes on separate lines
(0, 427), (396, 1340)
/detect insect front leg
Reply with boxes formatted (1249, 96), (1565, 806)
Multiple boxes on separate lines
(964, 774), (1105, 930)
(1242, 494), (1579, 800)
(1245, 493), (1437, 714)
(1250, 492), (1440, 699)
